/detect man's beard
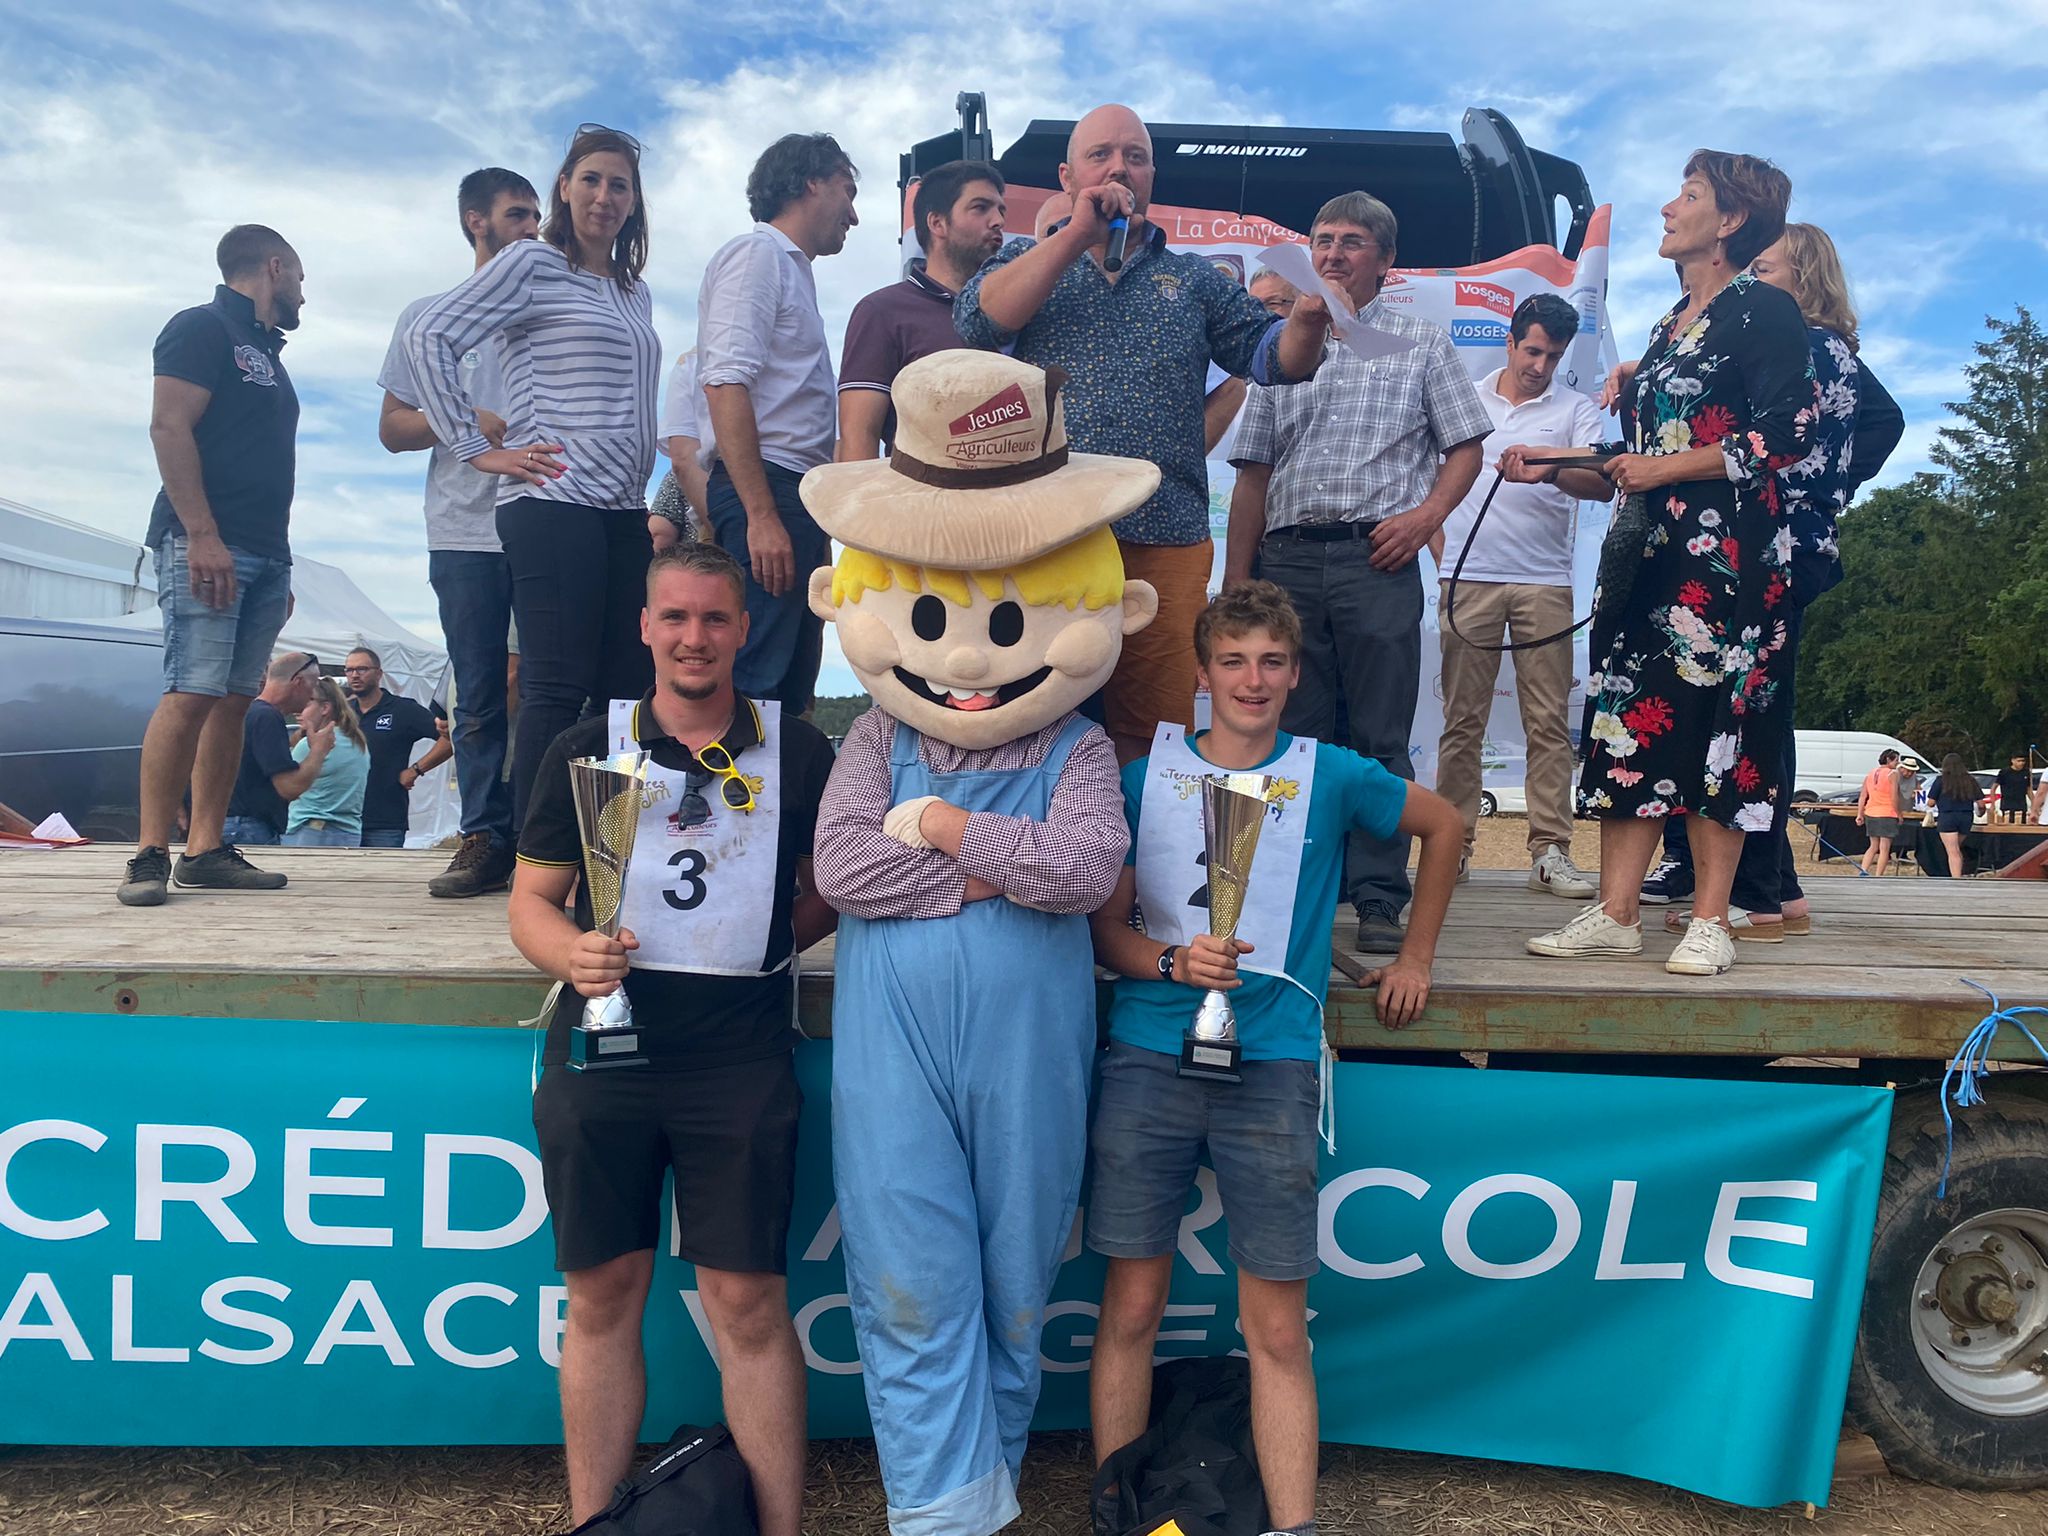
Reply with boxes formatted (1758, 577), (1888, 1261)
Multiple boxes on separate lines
(943, 232), (999, 274)
(666, 672), (719, 703)
(274, 299), (302, 331)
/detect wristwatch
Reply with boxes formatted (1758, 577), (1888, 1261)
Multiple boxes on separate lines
(1157, 945), (1180, 982)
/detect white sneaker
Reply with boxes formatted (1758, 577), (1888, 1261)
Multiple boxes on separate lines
(1666, 917), (1736, 976)
(1526, 903), (1642, 958)
(1529, 844), (1596, 899)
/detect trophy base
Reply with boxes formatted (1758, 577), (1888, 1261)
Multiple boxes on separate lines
(568, 1023), (647, 1071)
(1178, 1032), (1243, 1084)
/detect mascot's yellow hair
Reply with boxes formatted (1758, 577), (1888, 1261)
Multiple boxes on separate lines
(832, 525), (1124, 612)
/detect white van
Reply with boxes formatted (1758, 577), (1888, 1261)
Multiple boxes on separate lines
(1794, 730), (1928, 801)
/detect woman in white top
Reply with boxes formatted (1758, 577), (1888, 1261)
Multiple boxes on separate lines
(408, 124), (661, 823)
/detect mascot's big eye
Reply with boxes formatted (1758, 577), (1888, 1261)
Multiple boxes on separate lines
(988, 601), (1024, 647)
(912, 595), (948, 642)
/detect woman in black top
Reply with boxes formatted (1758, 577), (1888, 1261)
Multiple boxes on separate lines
(1930, 752), (1983, 877)
(1528, 150), (1814, 978)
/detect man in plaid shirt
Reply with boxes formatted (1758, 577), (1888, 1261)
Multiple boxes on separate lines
(1223, 191), (1490, 955)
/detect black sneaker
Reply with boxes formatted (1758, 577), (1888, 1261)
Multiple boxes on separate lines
(1638, 858), (1693, 906)
(174, 844), (288, 891)
(117, 846), (172, 907)
(1354, 900), (1406, 954)
(428, 832), (515, 899)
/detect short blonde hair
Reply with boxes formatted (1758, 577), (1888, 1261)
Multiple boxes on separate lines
(1774, 222), (1860, 352)
(832, 525), (1124, 612)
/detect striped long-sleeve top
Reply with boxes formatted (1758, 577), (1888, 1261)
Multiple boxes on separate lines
(406, 239), (661, 512)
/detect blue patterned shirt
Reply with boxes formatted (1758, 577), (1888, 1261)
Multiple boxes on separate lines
(955, 225), (1292, 546)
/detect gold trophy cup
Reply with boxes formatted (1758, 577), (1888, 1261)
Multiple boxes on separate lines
(1179, 773), (1272, 1083)
(568, 750), (651, 1070)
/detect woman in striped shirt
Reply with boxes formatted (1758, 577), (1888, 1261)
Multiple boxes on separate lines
(408, 124), (661, 823)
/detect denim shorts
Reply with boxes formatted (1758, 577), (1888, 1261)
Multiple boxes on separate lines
(156, 535), (292, 698)
(1085, 1039), (1322, 1281)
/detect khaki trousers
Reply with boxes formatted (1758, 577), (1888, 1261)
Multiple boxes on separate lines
(1436, 580), (1576, 856)
(1105, 538), (1212, 761)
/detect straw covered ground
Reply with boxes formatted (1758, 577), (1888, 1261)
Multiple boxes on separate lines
(6, 1435), (2045, 1534)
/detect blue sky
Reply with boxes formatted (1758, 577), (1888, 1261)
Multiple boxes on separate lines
(3, 1), (2043, 699)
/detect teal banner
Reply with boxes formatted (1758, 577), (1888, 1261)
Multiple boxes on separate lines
(0, 1013), (1888, 1508)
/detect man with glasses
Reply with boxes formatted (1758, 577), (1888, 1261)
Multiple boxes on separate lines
(507, 541), (835, 1533)
(343, 647), (451, 849)
(219, 652), (333, 851)
(1223, 192), (1491, 955)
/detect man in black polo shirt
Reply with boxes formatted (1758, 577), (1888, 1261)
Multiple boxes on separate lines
(508, 541), (835, 1534)
(834, 159), (1006, 462)
(343, 646), (451, 848)
(121, 225), (306, 907)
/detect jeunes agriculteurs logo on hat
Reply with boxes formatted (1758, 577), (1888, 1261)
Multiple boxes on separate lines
(798, 350), (1159, 570)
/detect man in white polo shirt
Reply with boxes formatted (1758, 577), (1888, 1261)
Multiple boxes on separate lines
(1432, 293), (1611, 896)
(697, 132), (858, 716)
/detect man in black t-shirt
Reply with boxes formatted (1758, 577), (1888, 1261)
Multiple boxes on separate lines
(508, 542), (835, 1533)
(223, 652), (335, 845)
(344, 646), (451, 848)
(120, 225), (307, 907)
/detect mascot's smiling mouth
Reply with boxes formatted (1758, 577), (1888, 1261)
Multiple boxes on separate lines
(893, 666), (1053, 713)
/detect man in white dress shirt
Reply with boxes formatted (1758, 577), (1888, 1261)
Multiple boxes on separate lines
(697, 133), (858, 715)
(1431, 292), (1612, 896)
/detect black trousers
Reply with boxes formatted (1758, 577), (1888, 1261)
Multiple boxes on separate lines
(498, 496), (654, 833)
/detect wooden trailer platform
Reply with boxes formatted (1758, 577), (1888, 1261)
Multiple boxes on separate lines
(5, 848), (2047, 1061)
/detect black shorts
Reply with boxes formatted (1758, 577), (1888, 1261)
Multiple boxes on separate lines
(532, 1050), (801, 1275)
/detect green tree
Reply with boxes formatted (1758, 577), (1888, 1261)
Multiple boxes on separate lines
(1801, 308), (2048, 759)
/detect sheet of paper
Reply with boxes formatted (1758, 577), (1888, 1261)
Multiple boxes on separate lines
(1256, 243), (1418, 364)
(33, 812), (82, 842)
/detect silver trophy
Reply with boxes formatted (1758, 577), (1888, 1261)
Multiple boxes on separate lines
(568, 750), (650, 1070)
(1179, 774), (1273, 1084)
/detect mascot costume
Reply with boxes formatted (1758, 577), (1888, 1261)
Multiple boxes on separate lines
(806, 351), (1159, 1535)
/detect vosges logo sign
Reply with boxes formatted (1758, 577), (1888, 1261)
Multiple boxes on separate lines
(1450, 318), (1509, 346)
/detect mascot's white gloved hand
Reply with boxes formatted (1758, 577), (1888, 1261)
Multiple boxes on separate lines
(883, 796), (942, 850)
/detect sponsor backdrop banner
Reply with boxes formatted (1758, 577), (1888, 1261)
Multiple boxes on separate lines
(901, 188), (1626, 795)
(3, 1013), (1887, 1509)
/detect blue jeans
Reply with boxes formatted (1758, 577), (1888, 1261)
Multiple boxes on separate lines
(283, 824), (360, 847)
(359, 827), (406, 849)
(705, 462), (828, 713)
(221, 815), (281, 846)
(498, 497), (654, 832)
(155, 537), (292, 698)
(429, 549), (515, 848)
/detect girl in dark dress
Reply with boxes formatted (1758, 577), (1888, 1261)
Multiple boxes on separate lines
(1526, 151), (1815, 977)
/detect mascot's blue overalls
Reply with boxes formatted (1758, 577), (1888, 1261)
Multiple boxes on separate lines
(832, 715), (1098, 1536)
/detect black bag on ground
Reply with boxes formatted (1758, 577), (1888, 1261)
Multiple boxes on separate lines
(1090, 1357), (1269, 1536)
(566, 1422), (759, 1536)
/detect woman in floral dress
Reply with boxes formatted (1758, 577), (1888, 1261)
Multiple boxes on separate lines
(1525, 151), (1815, 977)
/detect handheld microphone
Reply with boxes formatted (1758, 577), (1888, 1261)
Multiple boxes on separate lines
(1103, 214), (1130, 273)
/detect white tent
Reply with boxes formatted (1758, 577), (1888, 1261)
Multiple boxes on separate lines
(5, 495), (460, 849)
(0, 496), (157, 619)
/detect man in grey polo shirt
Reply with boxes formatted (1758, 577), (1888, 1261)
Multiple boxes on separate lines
(377, 166), (538, 897)
(1224, 191), (1491, 954)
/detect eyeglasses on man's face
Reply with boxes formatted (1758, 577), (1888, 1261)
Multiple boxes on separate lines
(1310, 232), (1379, 255)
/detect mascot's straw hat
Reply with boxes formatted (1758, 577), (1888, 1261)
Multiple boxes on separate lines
(799, 350), (1161, 565)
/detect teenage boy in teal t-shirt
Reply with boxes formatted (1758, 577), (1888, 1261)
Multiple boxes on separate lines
(1084, 580), (1461, 1536)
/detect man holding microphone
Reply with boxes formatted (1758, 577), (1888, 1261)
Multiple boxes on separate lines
(956, 103), (1332, 763)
